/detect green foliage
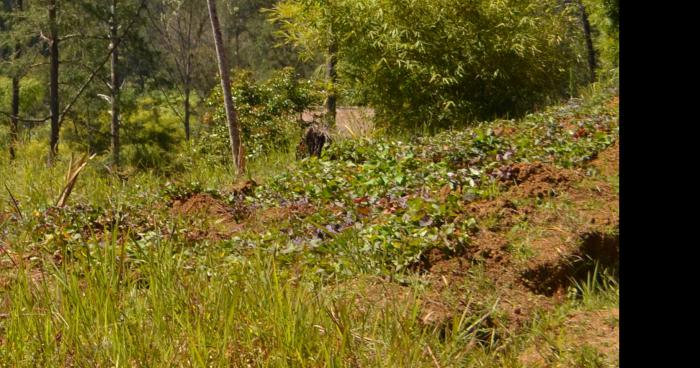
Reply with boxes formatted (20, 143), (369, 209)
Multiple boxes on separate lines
(245, 86), (618, 276)
(60, 90), (186, 174)
(121, 96), (186, 173)
(271, 0), (589, 129)
(0, 76), (44, 115)
(585, 0), (619, 70)
(201, 67), (321, 162)
(0, 87), (619, 366)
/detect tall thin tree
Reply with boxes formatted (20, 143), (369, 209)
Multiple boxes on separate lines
(148, 0), (208, 141)
(48, 0), (60, 163)
(8, 0), (23, 159)
(575, 0), (596, 82)
(325, 34), (337, 126)
(109, 0), (121, 166)
(207, 0), (244, 174)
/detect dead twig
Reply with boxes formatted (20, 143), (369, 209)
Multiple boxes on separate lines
(425, 344), (442, 368)
(55, 153), (96, 208)
(0, 241), (18, 268)
(4, 183), (23, 220)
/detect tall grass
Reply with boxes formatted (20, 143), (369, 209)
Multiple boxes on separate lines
(0, 226), (510, 367)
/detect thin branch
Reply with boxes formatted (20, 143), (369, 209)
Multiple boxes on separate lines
(156, 85), (184, 121)
(59, 33), (108, 42)
(0, 110), (50, 123)
(4, 183), (24, 221)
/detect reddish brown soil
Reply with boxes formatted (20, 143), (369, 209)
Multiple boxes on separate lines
(255, 202), (316, 224)
(502, 162), (580, 199)
(419, 143), (619, 332)
(170, 194), (246, 241)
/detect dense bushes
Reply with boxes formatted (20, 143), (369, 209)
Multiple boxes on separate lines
(200, 67), (320, 162)
(272, 0), (592, 130)
(585, 0), (619, 70)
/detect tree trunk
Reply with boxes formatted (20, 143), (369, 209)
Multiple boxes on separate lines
(577, 0), (596, 82)
(9, 0), (23, 160)
(184, 83), (191, 141)
(48, 0), (60, 163)
(207, 0), (243, 174)
(10, 0), (23, 160)
(110, 0), (121, 167)
(10, 76), (19, 160)
(184, 45), (192, 141)
(325, 40), (337, 126)
(234, 26), (241, 68)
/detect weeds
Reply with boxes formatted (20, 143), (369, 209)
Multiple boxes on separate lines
(0, 86), (619, 366)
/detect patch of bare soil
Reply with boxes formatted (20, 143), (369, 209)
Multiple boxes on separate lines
(502, 162), (581, 199)
(255, 201), (316, 225)
(416, 144), (619, 332)
(167, 180), (262, 241)
(170, 194), (247, 241)
(521, 231), (619, 297)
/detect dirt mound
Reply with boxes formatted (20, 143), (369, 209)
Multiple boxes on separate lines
(170, 194), (248, 241)
(172, 194), (231, 218)
(502, 162), (579, 199)
(256, 202), (316, 224)
(223, 180), (258, 197)
(417, 148), (618, 328)
(521, 231), (619, 297)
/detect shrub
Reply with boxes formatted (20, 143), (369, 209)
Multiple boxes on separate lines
(585, 0), (619, 71)
(271, 0), (589, 130)
(121, 95), (186, 173)
(200, 67), (321, 163)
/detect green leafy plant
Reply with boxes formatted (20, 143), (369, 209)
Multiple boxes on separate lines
(200, 67), (322, 162)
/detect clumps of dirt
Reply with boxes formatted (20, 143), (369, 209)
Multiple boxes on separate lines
(171, 180), (257, 223)
(465, 198), (528, 231)
(423, 247), (471, 276)
(500, 163), (580, 199)
(172, 194), (233, 220)
(464, 229), (510, 266)
(256, 200), (316, 224)
(520, 231), (619, 297)
(418, 149), (619, 330)
(170, 194), (249, 241)
(223, 180), (258, 198)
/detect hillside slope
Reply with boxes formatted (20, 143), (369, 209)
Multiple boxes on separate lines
(0, 88), (619, 367)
